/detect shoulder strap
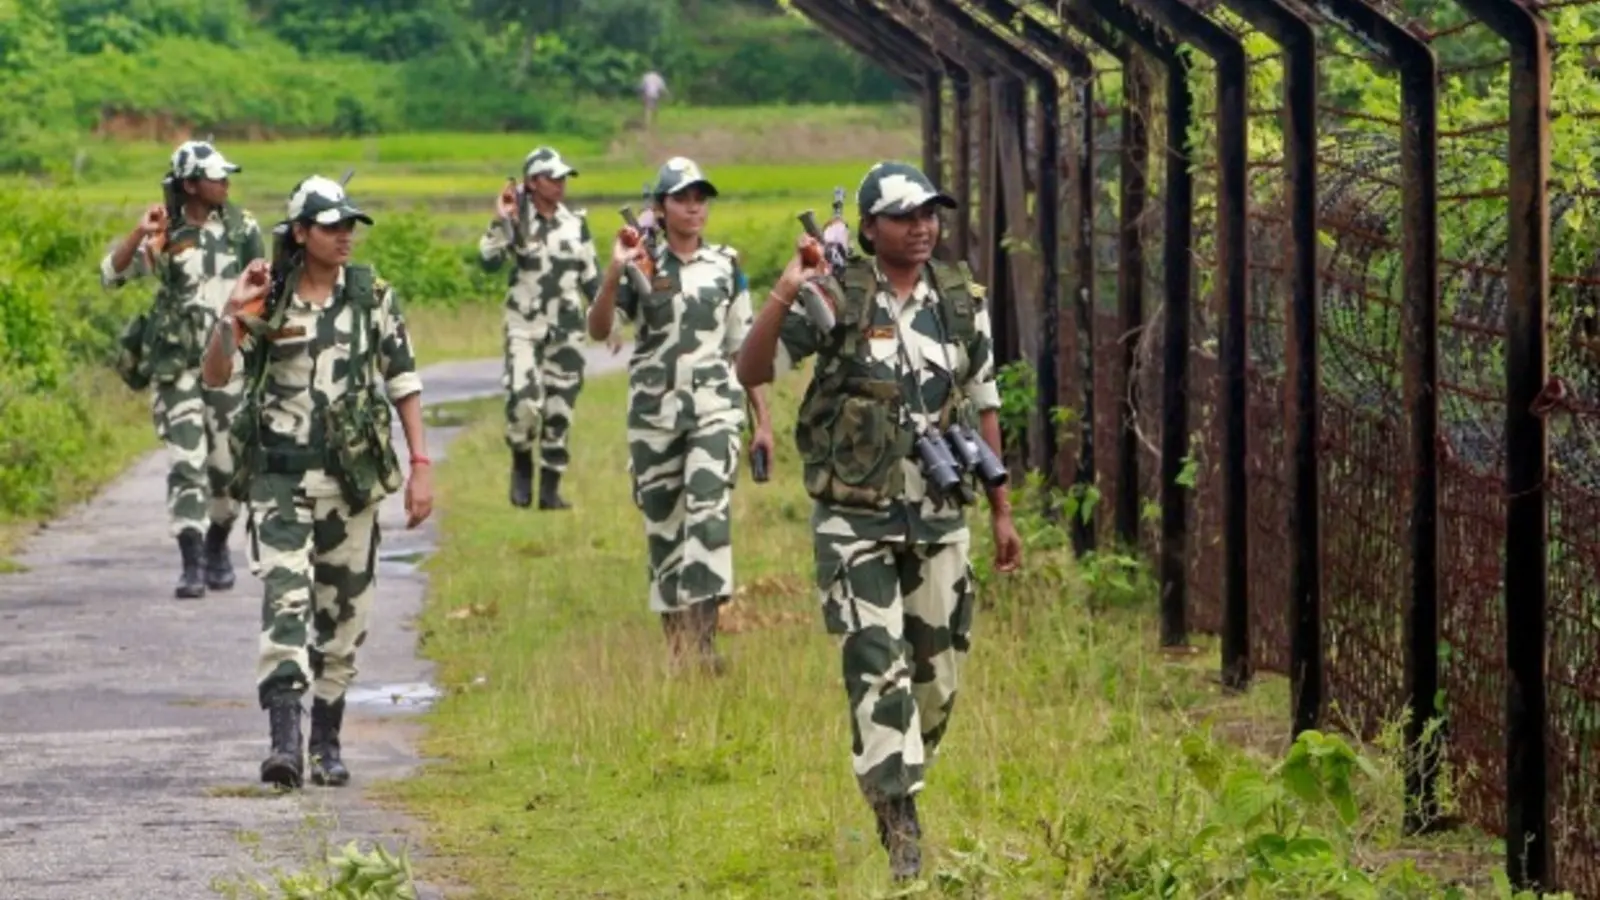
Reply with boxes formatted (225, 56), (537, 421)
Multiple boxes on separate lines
(341, 264), (386, 393)
(221, 203), (249, 258)
(343, 264), (378, 309)
(838, 258), (877, 329)
(928, 259), (977, 345)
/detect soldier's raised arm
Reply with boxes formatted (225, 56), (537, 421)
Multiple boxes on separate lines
(735, 234), (824, 389)
(101, 204), (166, 289)
(587, 232), (643, 342)
(479, 181), (519, 272)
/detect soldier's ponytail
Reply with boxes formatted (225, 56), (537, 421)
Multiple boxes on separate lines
(267, 225), (303, 313)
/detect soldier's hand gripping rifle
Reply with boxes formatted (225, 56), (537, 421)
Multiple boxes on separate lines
(617, 183), (658, 297)
(744, 396), (770, 484)
(795, 187), (851, 332)
(500, 177), (529, 247)
(141, 176), (179, 265)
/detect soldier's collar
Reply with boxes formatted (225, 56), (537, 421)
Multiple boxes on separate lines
(533, 201), (568, 223)
(288, 265), (347, 309)
(656, 237), (709, 265)
(871, 261), (935, 307)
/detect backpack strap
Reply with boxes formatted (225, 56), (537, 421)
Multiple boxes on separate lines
(928, 259), (978, 343)
(340, 264), (385, 393)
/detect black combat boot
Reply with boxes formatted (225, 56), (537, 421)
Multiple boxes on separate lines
(872, 795), (923, 882)
(203, 520), (235, 591)
(175, 528), (206, 600)
(538, 467), (571, 510)
(259, 697), (305, 789)
(308, 697), (351, 787)
(689, 600), (727, 676)
(510, 449), (534, 508)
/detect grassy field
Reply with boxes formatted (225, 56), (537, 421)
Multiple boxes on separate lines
(375, 373), (1505, 899)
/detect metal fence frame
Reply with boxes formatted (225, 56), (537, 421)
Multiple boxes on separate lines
(795, 0), (1574, 892)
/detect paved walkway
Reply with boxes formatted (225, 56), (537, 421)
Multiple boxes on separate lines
(0, 348), (627, 899)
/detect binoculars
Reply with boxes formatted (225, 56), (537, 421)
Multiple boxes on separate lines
(912, 422), (1009, 507)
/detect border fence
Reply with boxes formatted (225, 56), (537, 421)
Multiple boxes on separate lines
(788, 0), (1600, 894)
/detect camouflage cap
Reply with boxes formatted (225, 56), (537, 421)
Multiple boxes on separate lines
(857, 161), (955, 218)
(280, 175), (373, 231)
(855, 160), (955, 254)
(170, 140), (240, 181)
(651, 156), (719, 198)
(523, 146), (578, 180)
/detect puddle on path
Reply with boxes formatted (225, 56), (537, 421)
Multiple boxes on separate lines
(377, 543), (434, 573)
(345, 682), (441, 710)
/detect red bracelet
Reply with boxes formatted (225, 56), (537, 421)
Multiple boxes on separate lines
(411, 455), (432, 467)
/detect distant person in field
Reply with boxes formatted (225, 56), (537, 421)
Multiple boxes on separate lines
(586, 156), (775, 674)
(201, 175), (433, 790)
(480, 147), (614, 511)
(101, 139), (264, 600)
(640, 70), (668, 130)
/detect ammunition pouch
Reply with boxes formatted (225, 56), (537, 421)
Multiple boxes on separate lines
(115, 293), (205, 390)
(324, 385), (403, 514)
(113, 308), (154, 391)
(797, 377), (913, 510)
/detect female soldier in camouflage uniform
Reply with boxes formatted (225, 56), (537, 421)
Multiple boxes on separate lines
(585, 157), (775, 673)
(101, 139), (264, 599)
(479, 146), (612, 511)
(736, 161), (1023, 882)
(199, 176), (433, 789)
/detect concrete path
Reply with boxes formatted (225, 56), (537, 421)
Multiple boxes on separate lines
(0, 348), (627, 899)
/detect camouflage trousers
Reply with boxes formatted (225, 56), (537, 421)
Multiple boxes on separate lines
(503, 307), (586, 472)
(151, 368), (242, 537)
(248, 473), (380, 709)
(815, 533), (976, 802)
(627, 416), (741, 613)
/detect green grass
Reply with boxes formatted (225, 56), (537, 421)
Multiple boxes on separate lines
(53, 163), (878, 219)
(377, 374), (1501, 899)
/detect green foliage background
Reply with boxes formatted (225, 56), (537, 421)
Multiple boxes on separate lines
(0, 0), (906, 175)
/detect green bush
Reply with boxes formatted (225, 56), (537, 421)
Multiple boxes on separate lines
(0, 183), (152, 520)
(663, 11), (906, 106)
(361, 209), (499, 308)
(57, 37), (402, 138)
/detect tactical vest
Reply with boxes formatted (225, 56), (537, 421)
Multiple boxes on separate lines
(794, 256), (981, 510)
(113, 202), (258, 390)
(227, 263), (402, 512)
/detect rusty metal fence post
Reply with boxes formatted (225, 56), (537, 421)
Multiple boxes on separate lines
(1120, 0), (1253, 691)
(1203, 0), (1320, 730)
(962, 1), (1098, 502)
(1439, 0), (1555, 887)
(1071, 0), (1195, 648)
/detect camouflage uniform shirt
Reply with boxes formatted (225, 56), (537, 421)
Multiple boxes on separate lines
(479, 202), (603, 320)
(102, 205), (266, 356)
(614, 242), (754, 431)
(243, 267), (423, 498)
(773, 264), (1001, 545)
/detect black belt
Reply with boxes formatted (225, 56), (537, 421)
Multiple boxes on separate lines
(261, 448), (323, 475)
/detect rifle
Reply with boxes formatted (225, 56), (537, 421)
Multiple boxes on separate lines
(794, 186), (851, 332)
(744, 396), (770, 484)
(617, 183), (659, 296)
(501, 176), (529, 248)
(142, 174), (181, 265)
